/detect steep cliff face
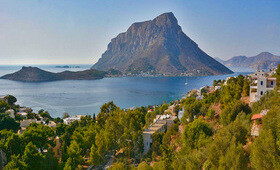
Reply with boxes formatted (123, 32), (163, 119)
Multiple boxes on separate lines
(92, 12), (233, 76)
(218, 52), (280, 70)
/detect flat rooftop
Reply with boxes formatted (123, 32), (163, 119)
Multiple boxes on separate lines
(143, 119), (167, 134)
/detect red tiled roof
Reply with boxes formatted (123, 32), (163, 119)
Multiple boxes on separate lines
(251, 114), (263, 120)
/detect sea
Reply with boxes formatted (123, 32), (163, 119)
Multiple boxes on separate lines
(0, 65), (254, 118)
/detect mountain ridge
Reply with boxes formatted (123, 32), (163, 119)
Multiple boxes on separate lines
(217, 52), (280, 70)
(92, 12), (233, 76)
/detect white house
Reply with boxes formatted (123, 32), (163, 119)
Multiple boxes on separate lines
(17, 112), (28, 119)
(250, 76), (276, 103)
(63, 115), (84, 125)
(142, 114), (175, 154)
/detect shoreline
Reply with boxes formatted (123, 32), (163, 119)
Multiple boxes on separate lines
(0, 71), (252, 118)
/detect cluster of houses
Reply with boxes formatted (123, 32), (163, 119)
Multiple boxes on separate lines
(186, 84), (222, 101)
(183, 69), (277, 140)
(1, 95), (87, 134)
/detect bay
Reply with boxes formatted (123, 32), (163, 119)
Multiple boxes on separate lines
(0, 65), (253, 117)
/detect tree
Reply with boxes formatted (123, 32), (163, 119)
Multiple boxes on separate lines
(22, 123), (55, 152)
(53, 117), (63, 124)
(183, 118), (213, 150)
(4, 154), (26, 170)
(208, 120), (248, 168)
(0, 101), (9, 113)
(41, 152), (59, 170)
(110, 162), (126, 170)
(89, 144), (102, 166)
(242, 80), (250, 97)
(0, 113), (20, 132)
(39, 110), (52, 120)
(137, 162), (152, 170)
(206, 108), (215, 120)
(220, 101), (251, 125)
(97, 101), (117, 127)
(276, 64), (280, 87)
(4, 133), (24, 161)
(22, 142), (45, 169)
(250, 129), (279, 169)
(218, 141), (247, 169)
(151, 132), (164, 156)
(65, 140), (84, 169)
(4, 95), (17, 106)
(27, 112), (37, 119)
(213, 80), (218, 86)
(63, 112), (70, 119)
(159, 103), (169, 114)
(160, 145), (174, 169)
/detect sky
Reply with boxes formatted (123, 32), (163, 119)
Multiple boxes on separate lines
(0, 0), (279, 65)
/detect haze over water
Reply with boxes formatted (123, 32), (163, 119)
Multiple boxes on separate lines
(0, 65), (253, 118)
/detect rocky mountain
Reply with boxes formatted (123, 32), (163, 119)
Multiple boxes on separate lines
(1, 66), (107, 82)
(92, 12), (233, 76)
(218, 52), (280, 70)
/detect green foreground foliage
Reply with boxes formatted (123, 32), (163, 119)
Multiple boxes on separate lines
(1, 67), (280, 169)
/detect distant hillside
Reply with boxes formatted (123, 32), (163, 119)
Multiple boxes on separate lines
(1, 67), (107, 82)
(218, 52), (280, 70)
(92, 12), (233, 76)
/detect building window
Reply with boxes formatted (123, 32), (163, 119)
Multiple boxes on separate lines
(261, 81), (263, 85)
(271, 81), (273, 85)
(260, 91), (263, 95)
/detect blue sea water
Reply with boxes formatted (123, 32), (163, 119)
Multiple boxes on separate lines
(0, 65), (253, 118)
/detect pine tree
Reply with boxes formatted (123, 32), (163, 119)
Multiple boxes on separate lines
(22, 142), (44, 169)
(251, 129), (280, 169)
(4, 155), (26, 170)
(64, 140), (84, 169)
(276, 64), (280, 87)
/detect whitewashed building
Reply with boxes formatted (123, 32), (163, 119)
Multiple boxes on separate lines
(250, 76), (276, 103)
(63, 115), (84, 125)
(143, 114), (175, 154)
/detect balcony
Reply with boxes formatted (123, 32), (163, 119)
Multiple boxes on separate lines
(266, 85), (274, 89)
(250, 86), (257, 89)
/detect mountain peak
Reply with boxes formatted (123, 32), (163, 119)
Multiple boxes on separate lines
(153, 12), (178, 26)
(92, 13), (233, 76)
(257, 52), (274, 57)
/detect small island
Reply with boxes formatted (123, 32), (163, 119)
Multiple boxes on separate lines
(0, 66), (108, 82)
(55, 65), (81, 68)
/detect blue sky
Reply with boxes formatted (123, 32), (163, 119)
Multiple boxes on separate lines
(0, 0), (279, 65)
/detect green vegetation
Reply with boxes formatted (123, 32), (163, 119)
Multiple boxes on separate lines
(0, 69), (279, 169)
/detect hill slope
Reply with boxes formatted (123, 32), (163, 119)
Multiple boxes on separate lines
(218, 52), (280, 70)
(92, 12), (233, 76)
(1, 66), (107, 82)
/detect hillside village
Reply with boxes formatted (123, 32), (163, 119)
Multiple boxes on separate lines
(0, 66), (279, 169)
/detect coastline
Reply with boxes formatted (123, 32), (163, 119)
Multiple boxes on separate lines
(0, 70), (252, 118)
